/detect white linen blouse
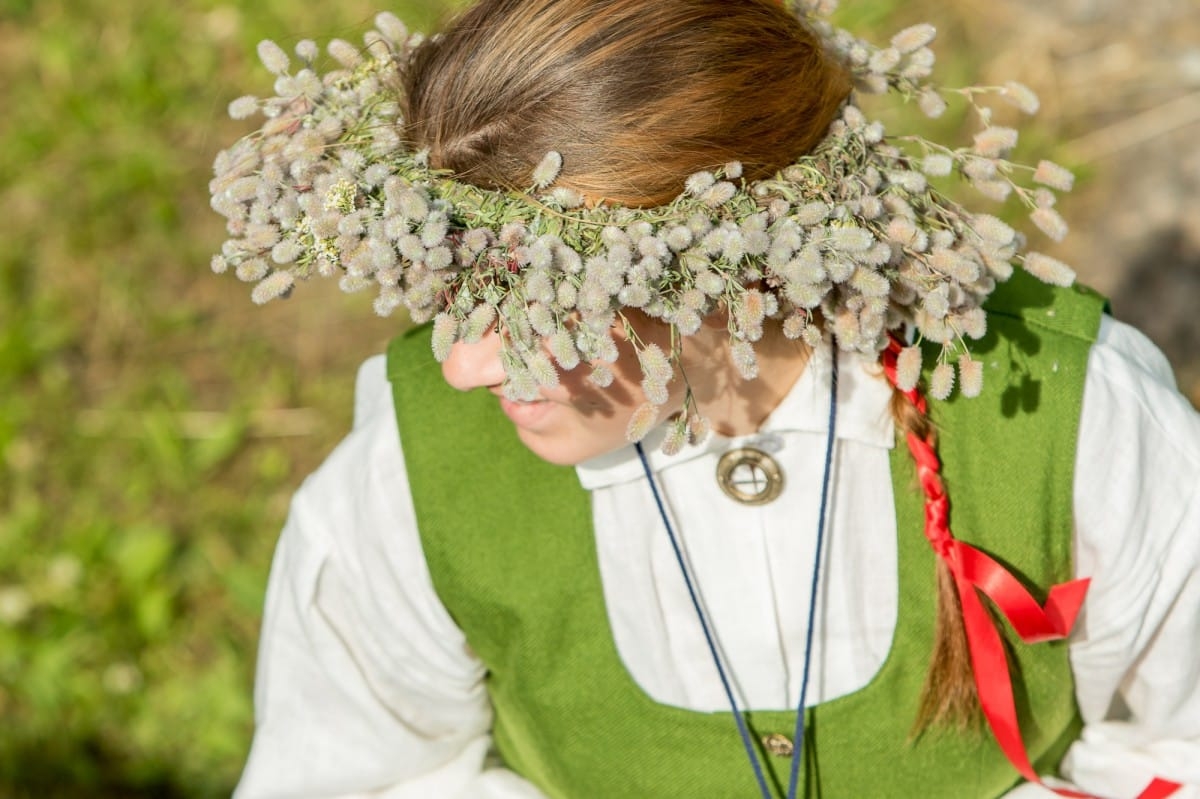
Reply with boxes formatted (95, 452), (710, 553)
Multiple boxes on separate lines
(235, 315), (1200, 799)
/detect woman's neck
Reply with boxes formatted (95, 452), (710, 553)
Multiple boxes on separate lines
(680, 319), (812, 438)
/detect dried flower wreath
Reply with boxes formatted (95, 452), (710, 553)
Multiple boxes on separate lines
(209, 0), (1078, 451)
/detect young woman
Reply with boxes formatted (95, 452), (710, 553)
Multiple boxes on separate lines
(211, 0), (1200, 796)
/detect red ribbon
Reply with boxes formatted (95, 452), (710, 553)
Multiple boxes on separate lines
(881, 337), (1181, 799)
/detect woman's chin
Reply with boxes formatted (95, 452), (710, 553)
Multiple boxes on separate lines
(515, 430), (579, 466)
(512, 423), (620, 467)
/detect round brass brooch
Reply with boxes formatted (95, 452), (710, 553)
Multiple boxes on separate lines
(716, 447), (784, 506)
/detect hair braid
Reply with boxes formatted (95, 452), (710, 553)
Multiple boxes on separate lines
(887, 374), (981, 732)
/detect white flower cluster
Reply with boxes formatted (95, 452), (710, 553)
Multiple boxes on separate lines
(210, 3), (1078, 446)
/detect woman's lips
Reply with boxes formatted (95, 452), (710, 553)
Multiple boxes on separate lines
(498, 396), (555, 429)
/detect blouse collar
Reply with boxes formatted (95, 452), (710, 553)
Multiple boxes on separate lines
(575, 348), (896, 490)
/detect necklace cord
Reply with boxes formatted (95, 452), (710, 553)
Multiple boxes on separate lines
(634, 442), (774, 799)
(786, 353), (838, 799)
(635, 350), (840, 799)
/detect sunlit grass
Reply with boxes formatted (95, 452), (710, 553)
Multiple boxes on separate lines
(0, 2), (456, 795)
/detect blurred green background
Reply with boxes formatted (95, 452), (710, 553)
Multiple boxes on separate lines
(1, 0), (1196, 797)
(0, 1), (459, 796)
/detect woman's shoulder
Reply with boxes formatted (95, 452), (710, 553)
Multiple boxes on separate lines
(1073, 314), (1199, 598)
(281, 353), (475, 636)
(1083, 315), (1200, 459)
(1090, 315), (1181, 389)
(288, 353), (411, 548)
(351, 352), (393, 429)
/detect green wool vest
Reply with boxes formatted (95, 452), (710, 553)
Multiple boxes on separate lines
(388, 271), (1105, 798)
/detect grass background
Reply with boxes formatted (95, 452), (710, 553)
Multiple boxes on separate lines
(0, 2), (458, 795)
(0, 0), (1195, 797)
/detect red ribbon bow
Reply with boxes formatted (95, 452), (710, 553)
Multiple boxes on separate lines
(881, 338), (1180, 799)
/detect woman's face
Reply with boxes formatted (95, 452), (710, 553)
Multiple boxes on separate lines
(441, 319), (684, 466)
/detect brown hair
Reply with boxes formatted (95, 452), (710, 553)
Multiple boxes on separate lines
(403, 0), (975, 728)
(402, 0), (851, 206)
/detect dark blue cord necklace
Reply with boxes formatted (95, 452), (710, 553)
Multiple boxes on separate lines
(634, 353), (839, 799)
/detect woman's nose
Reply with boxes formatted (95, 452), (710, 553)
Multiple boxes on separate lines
(441, 326), (506, 391)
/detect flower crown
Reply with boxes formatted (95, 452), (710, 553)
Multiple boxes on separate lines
(210, 0), (1078, 451)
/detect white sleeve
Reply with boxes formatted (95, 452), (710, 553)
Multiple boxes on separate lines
(1029, 316), (1200, 799)
(235, 356), (548, 799)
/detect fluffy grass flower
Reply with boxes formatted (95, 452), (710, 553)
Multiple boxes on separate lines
(1033, 160), (1075, 192)
(958, 355), (984, 397)
(527, 351), (560, 388)
(250, 270), (294, 304)
(641, 378), (670, 406)
(869, 47), (902, 73)
(922, 154), (953, 177)
(794, 202), (830, 226)
(1030, 207), (1069, 242)
(227, 96), (259, 120)
(973, 179), (1012, 202)
(891, 23), (937, 54)
(625, 402), (659, 442)
(637, 344), (673, 385)
(548, 331), (581, 370)
(730, 339), (758, 380)
(699, 181), (737, 208)
(929, 360), (955, 400)
(1002, 81), (1040, 115)
(830, 226), (873, 252)
(327, 38), (362, 68)
(290, 40), (318, 64)
(973, 126), (1019, 157)
(502, 369), (539, 402)
(971, 214), (1017, 247)
(917, 88), (947, 118)
(684, 171), (716, 196)
(430, 313), (458, 361)
(895, 345), (923, 391)
(374, 11), (409, 44)
(531, 151), (563, 189)
(1023, 252), (1075, 287)
(661, 418), (688, 456)
(589, 363), (615, 388)
(256, 40), (289, 75)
